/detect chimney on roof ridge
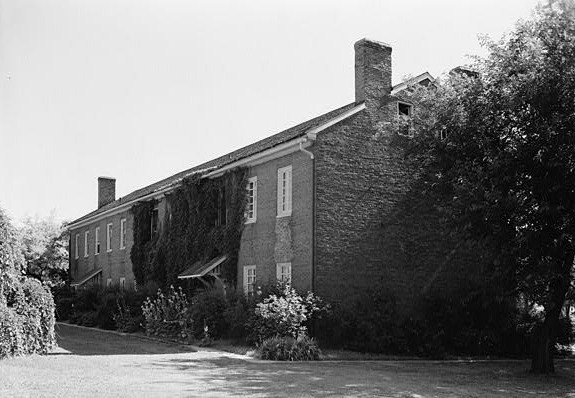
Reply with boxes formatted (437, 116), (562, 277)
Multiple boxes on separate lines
(98, 177), (116, 209)
(354, 38), (393, 104)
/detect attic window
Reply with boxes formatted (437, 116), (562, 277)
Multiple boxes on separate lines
(398, 102), (412, 117)
(397, 102), (413, 137)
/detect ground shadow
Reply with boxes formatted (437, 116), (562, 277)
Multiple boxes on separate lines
(53, 323), (196, 356)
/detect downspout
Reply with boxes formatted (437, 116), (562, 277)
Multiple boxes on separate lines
(299, 140), (314, 160)
(299, 137), (315, 292)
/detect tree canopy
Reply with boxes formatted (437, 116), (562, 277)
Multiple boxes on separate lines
(406, 0), (575, 373)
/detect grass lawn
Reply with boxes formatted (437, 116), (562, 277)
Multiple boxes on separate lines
(1, 323), (573, 397)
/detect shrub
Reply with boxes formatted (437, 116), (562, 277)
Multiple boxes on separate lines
(141, 285), (191, 339)
(256, 335), (321, 361)
(0, 272), (56, 358)
(247, 283), (329, 345)
(188, 289), (229, 339)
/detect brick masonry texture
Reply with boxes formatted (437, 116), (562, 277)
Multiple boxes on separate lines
(237, 150), (314, 292)
(313, 39), (477, 314)
(70, 208), (136, 290)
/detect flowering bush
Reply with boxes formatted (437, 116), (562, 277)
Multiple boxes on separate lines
(141, 286), (191, 339)
(248, 283), (329, 345)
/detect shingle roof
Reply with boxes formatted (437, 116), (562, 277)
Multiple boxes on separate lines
(71, 101), (359, 225)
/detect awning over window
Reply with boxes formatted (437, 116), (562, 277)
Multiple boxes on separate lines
(177, 254), (228, 280)
(71, 268), (103, 287)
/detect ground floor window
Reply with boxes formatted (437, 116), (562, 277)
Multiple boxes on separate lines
(119, 277), (126, 292)
(276, 262), (292, 284)
(243, 265), (256, 294)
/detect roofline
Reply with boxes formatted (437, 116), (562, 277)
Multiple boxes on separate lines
(67, 102), (366, 230)
(391, 72), (435, 95)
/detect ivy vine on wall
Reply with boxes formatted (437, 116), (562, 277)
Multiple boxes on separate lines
(130, 168), (248, 288)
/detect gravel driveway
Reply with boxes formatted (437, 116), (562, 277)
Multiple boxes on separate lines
(0, 323), (573, 397)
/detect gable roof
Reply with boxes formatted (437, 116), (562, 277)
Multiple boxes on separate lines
(69, 101), (361, 227)
(391, 72), (435, 95)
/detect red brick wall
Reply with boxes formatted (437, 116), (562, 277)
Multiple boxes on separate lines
(70, 209), (136, 290)
(237, 150), (314, 292)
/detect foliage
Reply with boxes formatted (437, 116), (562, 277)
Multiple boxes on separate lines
(1, 271), (56, 358)
(1, 207), (56, 358)
(187, 289), (229, 339)
(130, 168), (248, 288)
(321, 281), (534, 358)
(141, 286), (191, 339)
(256, 335), (321, 361)
(404, 0), (575, 373)
(56, 285), (148, 331)
(0, 207), (25, 274)
(19, 214), (69, 287)
(248, 283), (329, 345)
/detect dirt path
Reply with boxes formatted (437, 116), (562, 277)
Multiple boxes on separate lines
(0, 323), (573, 397)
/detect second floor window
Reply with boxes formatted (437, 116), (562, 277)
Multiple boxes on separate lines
(107, 223), (113, 252)
(75, 234), (79, 259)
(120, 219), (127, 249)
(84, 231), (89, 257)
(398, 101), (413, 137)
(277, 166), (292, 217)
(95, 227), (100, 255)
(245, 177), (257, 223)
(150, 208), (159, 239)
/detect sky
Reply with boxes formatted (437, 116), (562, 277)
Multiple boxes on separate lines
(0, 0), (541, 223)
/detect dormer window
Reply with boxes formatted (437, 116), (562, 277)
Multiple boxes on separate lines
(397, 102), (413, 137)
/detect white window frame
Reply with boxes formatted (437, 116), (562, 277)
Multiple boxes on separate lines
(106, 278), (112, 288)
(397, 101), (414, 137)
(75, 234), (79, 259)
(106, 223), (113, 252)
(245, 176), (257, 224)
(119, 277), (126, 292)
(120, 218), (127, 250)
(84, 231), (89, 257)
(95, 227), (100, 255)
(277, 165), (292, 217)
(243, 265), (256, 294)
(276, 262), (292, 284)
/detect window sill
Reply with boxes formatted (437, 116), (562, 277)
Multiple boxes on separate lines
(107, 249), (112, 253)
(277, 213), (292, 218)
(245, 219), (256, 225)
(120, 247), (126, 250)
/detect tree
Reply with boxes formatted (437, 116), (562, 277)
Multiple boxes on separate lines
(19, 214), (69, 287)
(407, 0), (575, 373)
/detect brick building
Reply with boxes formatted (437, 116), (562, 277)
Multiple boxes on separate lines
(68, 39), (466, 309)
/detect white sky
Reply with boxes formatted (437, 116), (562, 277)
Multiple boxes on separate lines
(0, 0), (540, 223)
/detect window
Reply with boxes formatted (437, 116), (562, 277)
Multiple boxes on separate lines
(75, 234), (79, 259)
(95, 227), (100, 255)
(106, 223), (113, 252)
(276, 262), (292, 284)
(84, 231), (90, 257)
(119, 277), (126, 292)
(215, 186), (227, 226)
(120, 218), (127, 249)
(245, 177), (257, 223)
(397, 101), (413, 137)
(440, 129), (448, 140)
(277, 165), (292, 217)
(243, 265), (256, 294)
(106, 278), (112, 288)
(150, 208), (159, 239)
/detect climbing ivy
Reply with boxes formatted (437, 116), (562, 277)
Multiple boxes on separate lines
(130, 168), (248, 288)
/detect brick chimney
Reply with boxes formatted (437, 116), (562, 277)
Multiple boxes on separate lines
(98, 177), (116, 208)
(354, 38), (392, 104)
